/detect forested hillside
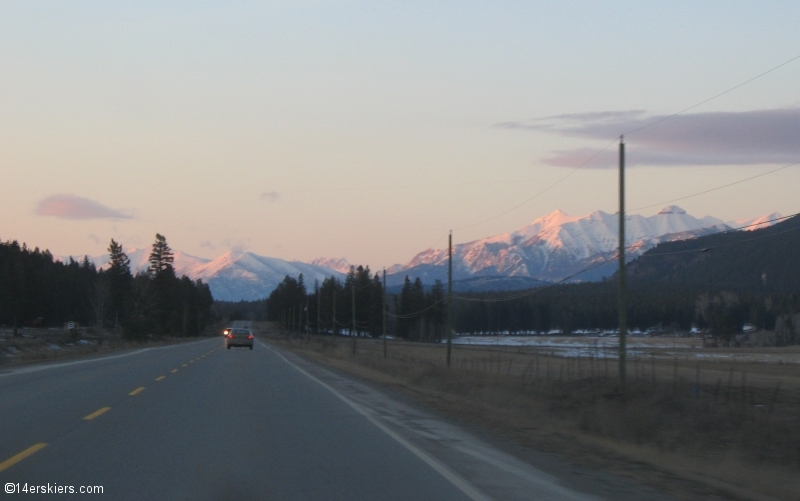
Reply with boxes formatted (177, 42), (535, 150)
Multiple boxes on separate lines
(627, 213), (800, 291)
(263, 215), (800, 343)
(0, 235), (214, 338)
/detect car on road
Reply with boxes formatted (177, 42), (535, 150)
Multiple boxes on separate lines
(225, 328), (254, 350)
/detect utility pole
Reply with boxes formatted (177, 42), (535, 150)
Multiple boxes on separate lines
(305, 295), (309, 340)
(332, 288), (337, 340)
(618, 135), (627, 388)
(446, 230), (453, 368)
(351, 282), (357, 354)
(383, 268), (387, 359)
(316, 280), (320, 336)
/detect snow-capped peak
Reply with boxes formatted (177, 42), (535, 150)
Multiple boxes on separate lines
(307, 257), (353, 274)
(391, 207), (779, 284)
(725, 212), (782, 231)
(657, 205), (687, 215)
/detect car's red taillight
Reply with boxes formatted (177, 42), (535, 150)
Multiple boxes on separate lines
(248, 334), (253, 339)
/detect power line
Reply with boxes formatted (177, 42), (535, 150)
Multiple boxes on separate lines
(453, 140), (618, 231)
(640, 214), (800, 257)
(451, 258), (615, 303)
(629, 160), (800, 212)
(451, 53), (800, 233)
(450, 212), (800, 303)
(624, 53), (800, 137)
(387, 298), (446, 319)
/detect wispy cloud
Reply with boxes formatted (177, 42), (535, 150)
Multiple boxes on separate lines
(498, 108), (800, 168)
(35, 194), (133, 220)
(260, 191), (281, 203)
(199, 240), (216, 250)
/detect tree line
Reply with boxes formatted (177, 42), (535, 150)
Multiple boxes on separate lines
(0, 234), (213, 338)
(266, 267), (448, 342)
(264, 269), (800, 345)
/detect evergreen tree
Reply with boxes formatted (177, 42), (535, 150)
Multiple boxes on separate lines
(107, 239), (132, 327)
(148, 234), (174, 279)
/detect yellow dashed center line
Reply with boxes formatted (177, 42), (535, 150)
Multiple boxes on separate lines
(0, 443), (48, 472)
(129, 387), (145, 396)
(83, 407), (111, 420)
(171, 369), (179, 373)
(155, 376), (166, 381)
(182, 363), (188, 367)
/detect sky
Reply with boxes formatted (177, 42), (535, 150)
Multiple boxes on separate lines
(2, 1), (800, 269)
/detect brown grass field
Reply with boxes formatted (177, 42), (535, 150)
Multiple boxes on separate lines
(0, 327), (209, 366)
(262, 325), (800, 501)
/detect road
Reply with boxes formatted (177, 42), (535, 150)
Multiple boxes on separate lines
(0, 333), (672, 501)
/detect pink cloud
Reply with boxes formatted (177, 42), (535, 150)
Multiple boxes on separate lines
(498, 108), (800, 168)
(35, 194), (133, 220)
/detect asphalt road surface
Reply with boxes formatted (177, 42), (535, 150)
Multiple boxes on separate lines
(0, 336), (673, 501)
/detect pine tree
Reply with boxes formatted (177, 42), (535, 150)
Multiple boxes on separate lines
(147, 234), (177, 334)
(107, 239), (132, 327)
(148, 233), (174, 279)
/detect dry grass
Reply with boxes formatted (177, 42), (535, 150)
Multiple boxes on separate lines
(0, 327), (211, 367)
(263, 328), (800, 501)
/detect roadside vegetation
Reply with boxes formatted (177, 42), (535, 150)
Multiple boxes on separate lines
(0, 234), (214, 364)
(266, 328), (800, 501)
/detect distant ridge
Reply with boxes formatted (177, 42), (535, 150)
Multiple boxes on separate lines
(60, 207), (780, 301)
(88, 250), (344, 302)
(382, 206), (780, 287)
(627, 213), (800, 291)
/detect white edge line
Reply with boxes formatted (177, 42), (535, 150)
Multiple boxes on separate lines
(0, 338), (216, 378)
(258, 340), (492, 501)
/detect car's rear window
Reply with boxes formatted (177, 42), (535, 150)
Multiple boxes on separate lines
(232, 329), (249, 335)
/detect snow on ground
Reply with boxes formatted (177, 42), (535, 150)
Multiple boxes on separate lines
(446, 335), (800, 364)
(448, 335), (697, 359)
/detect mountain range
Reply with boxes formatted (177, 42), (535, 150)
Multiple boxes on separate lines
(380, 206), (780, 286)
(74, 206), (779, 301)
(90, 249), (344, 302)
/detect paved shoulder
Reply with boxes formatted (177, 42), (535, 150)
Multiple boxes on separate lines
(263, 341), (675, 501)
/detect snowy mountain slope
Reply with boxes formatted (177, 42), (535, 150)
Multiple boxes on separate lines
(388, 206), (777, 286)
(191, 252), (344, 302)
(91, 248), (211, 278)
(58, 206), (781, 300)
(83, 249), (344, 302)
(726, 212), (782, 231)
(307, 257), (353, 274)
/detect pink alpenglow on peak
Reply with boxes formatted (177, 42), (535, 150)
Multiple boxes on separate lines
(307, 257), (353, 275)
(388, 207), (777, 286)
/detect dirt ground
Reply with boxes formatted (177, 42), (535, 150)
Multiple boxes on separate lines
(260, 325), (800, 501)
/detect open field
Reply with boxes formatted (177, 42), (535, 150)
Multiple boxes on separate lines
(263, 326), (800, 501)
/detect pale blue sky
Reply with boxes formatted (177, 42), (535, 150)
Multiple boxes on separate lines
(2, 1), (799, 267)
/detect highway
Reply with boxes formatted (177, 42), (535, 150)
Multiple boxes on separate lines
(0, 335), (672, 501)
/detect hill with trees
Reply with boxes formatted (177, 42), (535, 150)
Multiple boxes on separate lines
(0, 234), (213, 338)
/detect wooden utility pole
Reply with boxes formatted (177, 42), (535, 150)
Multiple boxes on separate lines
(305, 295), (309, 339)
(618, 136), (627, 387)
(351, 282), (357, 354)
(383, 268), (387, 359)
(446, 230), (453, 368)
(332, 288), (337, 339)
(316, 280), (320, 336)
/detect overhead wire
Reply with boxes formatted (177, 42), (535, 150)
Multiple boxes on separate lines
(628, 160), (800, 213)
(623, 54), (800, 137)
(387, 298), (446, 319)
(450, 52), (800, 234)
(451, 212), (800, 303)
